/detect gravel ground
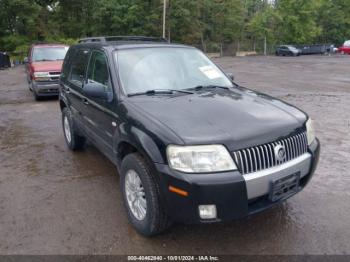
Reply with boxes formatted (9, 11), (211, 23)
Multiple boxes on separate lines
(0, 55), (349, 255)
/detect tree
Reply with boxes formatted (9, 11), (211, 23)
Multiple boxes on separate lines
(1, 0), (350, 56)
(247, 5), (281, 52)
(275, 0), (321, 44)
(317, 0), (350, 45)
(0, 0), (40, 51)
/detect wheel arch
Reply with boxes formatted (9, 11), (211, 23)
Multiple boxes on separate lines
(60, 99), (67, 111)
(116, 138), (164, 167)
(117, 141), (138, 161)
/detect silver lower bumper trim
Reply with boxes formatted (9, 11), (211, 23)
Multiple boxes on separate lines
(243, 153), (312, 200)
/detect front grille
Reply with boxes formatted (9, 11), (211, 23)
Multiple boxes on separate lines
(48, 72), (60, 81)
(232, 132), (308, 175)
(49, 71), (61, 75)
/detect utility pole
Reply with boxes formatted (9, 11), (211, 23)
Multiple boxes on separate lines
(163, 0), (167, 39)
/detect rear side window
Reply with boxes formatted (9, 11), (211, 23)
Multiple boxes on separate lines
(68, 49), (90, 88)
(61, 48), (73, 79)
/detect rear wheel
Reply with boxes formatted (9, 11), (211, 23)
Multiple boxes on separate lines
(62, 107), (86, 150)
(120, 153), (169, 236)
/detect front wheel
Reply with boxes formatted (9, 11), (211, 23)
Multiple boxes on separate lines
(33, 90), (41, 101)
(62, 107), (86, 150)
(120, 153), (169, 236)
(28, 80), (33, 91)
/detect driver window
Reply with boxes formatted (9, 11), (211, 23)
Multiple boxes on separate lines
(86, 50), (112, 97)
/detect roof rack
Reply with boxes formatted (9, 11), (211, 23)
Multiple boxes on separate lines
(78, 36), (168, 44)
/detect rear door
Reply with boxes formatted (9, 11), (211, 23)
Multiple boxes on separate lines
(64, 48), (91, 129)
(80, 49), (117, 159)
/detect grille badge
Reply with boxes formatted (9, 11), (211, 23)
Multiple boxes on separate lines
(274, 144), (286, 162)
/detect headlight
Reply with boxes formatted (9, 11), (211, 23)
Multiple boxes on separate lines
(167, 145), (237, 173)
(34, 71), (50, 81)
(306, 118), (316, 146)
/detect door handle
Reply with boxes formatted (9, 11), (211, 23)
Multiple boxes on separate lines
(82, 98), (89, 105)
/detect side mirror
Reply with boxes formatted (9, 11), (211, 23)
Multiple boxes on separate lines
(23, 57), (29, 64)
(227, 73), (234, 81)
(84, 81), (109, 100)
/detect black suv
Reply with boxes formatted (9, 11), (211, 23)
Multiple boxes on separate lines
(59, 36), (320, 236)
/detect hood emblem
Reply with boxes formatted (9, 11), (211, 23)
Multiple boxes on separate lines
(274, 144), (286, 162)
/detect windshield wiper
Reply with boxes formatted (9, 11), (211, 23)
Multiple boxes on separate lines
(188, 85), (230, 91)
(128, 89), (194, 97)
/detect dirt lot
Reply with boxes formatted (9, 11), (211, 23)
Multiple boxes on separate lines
(0, 55), (349, 255)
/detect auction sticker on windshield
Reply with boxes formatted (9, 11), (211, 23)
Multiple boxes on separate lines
(199, 65), (221, 79)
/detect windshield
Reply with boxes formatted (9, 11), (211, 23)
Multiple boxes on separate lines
(32, 47), (68, 62)
(115, 47), (233, 95)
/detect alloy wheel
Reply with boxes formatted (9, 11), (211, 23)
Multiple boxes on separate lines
(125, 170), (147, 221)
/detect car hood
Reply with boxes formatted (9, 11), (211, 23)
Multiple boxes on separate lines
(31, 61), (63, 72)
(128, 88), (307, 151)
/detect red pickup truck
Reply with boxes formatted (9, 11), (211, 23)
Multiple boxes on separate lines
(25, 44), (69, 100)
(338, 40), (350, 55)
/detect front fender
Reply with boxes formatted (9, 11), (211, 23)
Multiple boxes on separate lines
(114, 122), (166, 166)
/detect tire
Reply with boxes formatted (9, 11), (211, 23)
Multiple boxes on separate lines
(28, 80), (33, 91)
(33, 91), (41, 101)
(31, 82), (42, 101)
(120, 153), (169, 236)
(62, 107), (86, 150)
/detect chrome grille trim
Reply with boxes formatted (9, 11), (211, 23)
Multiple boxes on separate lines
(233, 132), (308, 175)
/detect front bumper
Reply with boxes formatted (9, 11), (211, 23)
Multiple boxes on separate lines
(32, 80), (60, 96)
(155, 139), (320, 223)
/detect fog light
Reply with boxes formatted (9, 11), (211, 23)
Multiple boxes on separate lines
(199, 205), (217, 219)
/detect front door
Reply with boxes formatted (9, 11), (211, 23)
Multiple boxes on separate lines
(81, 50), (117, 160)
